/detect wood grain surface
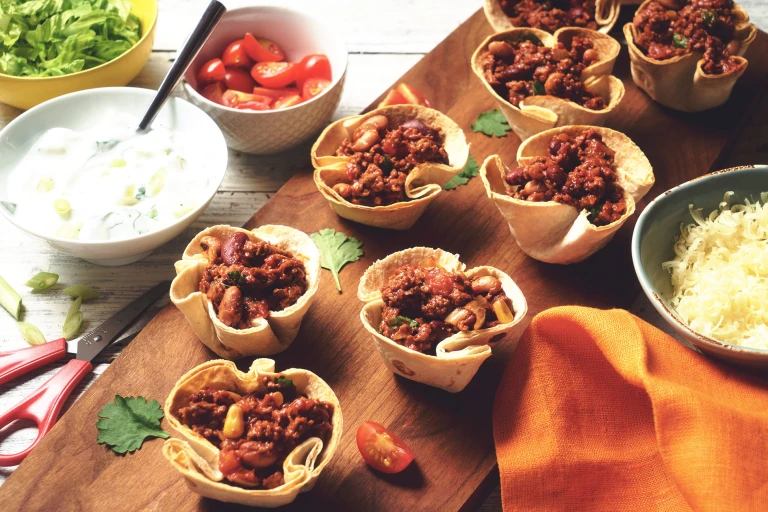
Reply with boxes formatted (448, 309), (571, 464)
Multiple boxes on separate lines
(2, 8), (768, 512)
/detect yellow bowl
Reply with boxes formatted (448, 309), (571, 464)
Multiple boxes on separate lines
(0, 0), (158, 111)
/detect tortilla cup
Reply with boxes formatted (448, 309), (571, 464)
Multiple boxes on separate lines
(310, 104), (470, 230)
(170, 224), (320, 359)
(162, 358), (343, 508)
(624, 1), (756, 112)
(480, 125), (655, 264)
(358, 247), (528, 392)
(483, 0), (622, 34)
(472, 27), (623, 141)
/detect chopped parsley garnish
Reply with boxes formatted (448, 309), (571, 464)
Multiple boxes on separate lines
(673, 34), (688, 49)
(517, 33), (542, 45)
(532, 80), (546, 96)
(227, 270), (242, 285)
(380, 156), (394, 173)
(701, 10), (715, 26)
(587, 207), (601, 223)
(275, 376), (294, 388)
(389, 316), (419, 329)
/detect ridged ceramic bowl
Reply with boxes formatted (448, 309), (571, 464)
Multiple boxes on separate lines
(0, 0), (157, 111)
(183, 6), (347, 155)
(632, 165), (768, 368)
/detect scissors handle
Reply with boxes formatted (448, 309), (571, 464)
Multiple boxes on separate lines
(0, 358), (92, 466)
(0, 338), (68, 385)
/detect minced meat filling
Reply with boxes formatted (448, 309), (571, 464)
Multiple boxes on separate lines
(632, 0), (745, 75)
(178, 377), (334, 489)
(504, 128), (626, 226)
(198, 232), (308, 329)
(480, 35), (605, 109)
(379, 264), (516, 354)
(499, 0), (599, 32)
(332, 115), (449, 207)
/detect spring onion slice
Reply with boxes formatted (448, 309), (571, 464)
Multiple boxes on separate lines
(0, 275), (22, 319)
(62, 296), (83, 339)
(25, 272), (59, 291)
(63, 284), (99, 301)
(18, 322), (46, 346)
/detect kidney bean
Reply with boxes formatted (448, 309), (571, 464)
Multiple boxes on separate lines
(221, 232), (247, 265)
(217, 286), (242, 327)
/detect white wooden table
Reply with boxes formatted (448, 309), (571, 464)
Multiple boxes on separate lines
(1, 1), (767, 508)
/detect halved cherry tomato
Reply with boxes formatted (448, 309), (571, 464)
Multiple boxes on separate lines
(297, 54), (331, 86)
(243, 33), (285, 62)
(235, 100), (271, 111)
(197, 58), (226, 85)
(302, 78), (331, 101)
(377, 88), (408, 108)
(222, 39), (253, 68)
(200, 82), (226, 105)
(252, 86), (301, 99)
(356, 421), (414, 474)
(250, 62), (297, 89)
(222, 90), (273, 108)
(396, 83), (432, 107)
(273, 94), (303, 109)
(223, 67), (256, 93)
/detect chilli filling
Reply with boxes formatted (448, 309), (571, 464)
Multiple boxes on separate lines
(632, 0), (746, 75)
(198, 232), (308, 329)
(178, 376), (334, 489)
(504, 128), (626, 226)
(332, 115), (449, 207)
(379, 264), (516, 354)
(480, 35), (605, 109)
(499, 0), (599, 32)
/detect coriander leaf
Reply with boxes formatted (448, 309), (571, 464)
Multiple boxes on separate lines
(275, 376), (294, 388)
(471, 109), (511, 138)
(310, 229), (364, 293)
(701, 10), (715, 26)
(673, 34), (688, 49)
(532, 80), (546, 96)
(517, 33), (542, 45)
(444, 154), (480, 190)
(388, 316), (419, 329)
(96, 395), (169, 454)
(227, 270), (242, 285)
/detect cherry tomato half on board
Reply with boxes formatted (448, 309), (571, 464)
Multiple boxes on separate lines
(302, 78), (331, 101)
(197, 58), (225, 85)
(250, 62), (297, 89)
(297, 54), (331, 86)
(356, 421), (414, 474)
(224, 67), (256, 93)
(243, 33), (285, 62)
(222, 39), (253, 68)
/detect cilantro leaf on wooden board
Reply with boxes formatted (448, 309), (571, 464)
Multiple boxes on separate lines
(471, 109), (511, 137)
(96, 395), (169, 454)
(310, 229), (364, 293)
(444, 154), (480, 190)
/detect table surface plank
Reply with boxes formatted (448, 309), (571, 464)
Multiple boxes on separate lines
(1, 2), (768, 510)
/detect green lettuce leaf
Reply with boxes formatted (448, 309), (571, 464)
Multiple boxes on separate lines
(0, 0), (142, 77)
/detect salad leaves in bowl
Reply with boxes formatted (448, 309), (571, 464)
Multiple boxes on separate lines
(0, 0), (157, 110)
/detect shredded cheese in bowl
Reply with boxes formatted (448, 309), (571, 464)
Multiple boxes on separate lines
(662, 192), (768, 350)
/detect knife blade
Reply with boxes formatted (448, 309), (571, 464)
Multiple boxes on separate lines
(75, 281), (171, 362)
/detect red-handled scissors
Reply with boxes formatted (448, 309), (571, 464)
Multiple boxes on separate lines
(0, 281), (170, 466)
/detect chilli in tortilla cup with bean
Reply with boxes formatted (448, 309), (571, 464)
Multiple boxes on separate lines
(162, 358), (342, 508)
(472, 27), (624, 141)
(310, 104), (470, 230)
(358, 247), (528, 392)
(483, 0), (622, 34)
(480, 125), (654, 264)
(624, 0), (756, 112)
(170, 225), (320, 359)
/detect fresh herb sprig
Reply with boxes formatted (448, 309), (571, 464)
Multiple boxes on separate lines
(310, 229), (364, 293)
(444, 154), (480, 190)
(97, 395), (169, 454)
(471, 109), (511, 138)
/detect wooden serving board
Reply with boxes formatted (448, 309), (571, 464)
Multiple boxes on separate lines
(3, 9), (768, 512)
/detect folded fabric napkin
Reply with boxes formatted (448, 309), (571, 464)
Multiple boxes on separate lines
(493, 306), (768, 512)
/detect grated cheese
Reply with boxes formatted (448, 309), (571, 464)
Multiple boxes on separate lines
(662, 192), (768, 349)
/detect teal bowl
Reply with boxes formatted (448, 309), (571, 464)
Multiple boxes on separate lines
(632, 165), (768, 368)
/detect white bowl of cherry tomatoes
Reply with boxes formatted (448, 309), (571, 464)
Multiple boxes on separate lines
(182, 5), (347, 154)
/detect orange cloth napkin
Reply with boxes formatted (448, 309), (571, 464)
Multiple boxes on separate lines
(493, 306), (768, 512)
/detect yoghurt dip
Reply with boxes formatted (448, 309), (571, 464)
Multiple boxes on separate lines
(7, 114), (212, 241)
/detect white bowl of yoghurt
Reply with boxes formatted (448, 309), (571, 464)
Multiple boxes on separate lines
(0, 87), (228, 266)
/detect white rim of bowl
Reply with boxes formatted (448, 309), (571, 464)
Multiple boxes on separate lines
(0, 87), (228, 246)
(184, 5), (348, 114)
